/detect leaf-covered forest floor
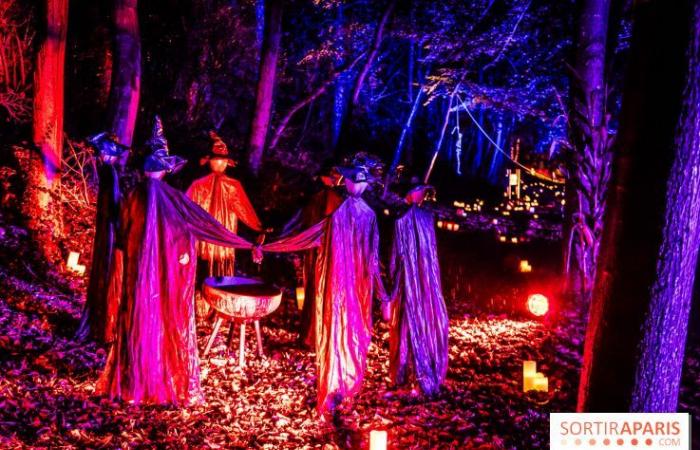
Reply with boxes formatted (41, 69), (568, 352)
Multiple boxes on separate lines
(0, 204), (698, 449)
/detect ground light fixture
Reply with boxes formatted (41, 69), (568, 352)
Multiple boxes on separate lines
(527, 293), (549, 317)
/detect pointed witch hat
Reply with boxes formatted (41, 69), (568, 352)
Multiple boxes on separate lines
(143, 115), (187, 173)
(200, 130), (236, 166)
(87, 132), (129, 158)
(405, 183), (436, 205)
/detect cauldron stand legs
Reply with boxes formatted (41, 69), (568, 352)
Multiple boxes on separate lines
(202, 315), (265, 366)
(239, 323), (246, 366)
(203, 316), (224, 356)
(254, 321), (264, 356)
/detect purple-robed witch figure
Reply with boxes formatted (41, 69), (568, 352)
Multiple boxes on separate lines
(186, 131), (262, 276)
(264, 166), (389, 414)
(97, 117), (256, 406)
(388, 184), (449, 395)
(76, 132), (129, 344)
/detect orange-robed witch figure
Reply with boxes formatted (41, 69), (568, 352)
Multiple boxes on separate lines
(186, 131), (262, 277)
(97, 117), (258, 406)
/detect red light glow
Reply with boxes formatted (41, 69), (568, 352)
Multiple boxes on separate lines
(527, 293), (549, 316)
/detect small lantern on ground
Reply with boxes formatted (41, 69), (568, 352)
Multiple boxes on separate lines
(369, 430), (387, 450)
(295, 286), (305, 311)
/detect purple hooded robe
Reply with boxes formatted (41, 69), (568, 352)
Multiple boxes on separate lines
(389, 205), (449, 395)
(264, 196), (387, 413)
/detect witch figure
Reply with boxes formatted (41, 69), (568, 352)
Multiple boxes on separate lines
(389, 184), (449, 396)
(97, 116), (255, 406)
(263, 166), (388, 414)
(281, 164), (344, 348)
(76, 132), (129, 344)
(187, 131), (262, 276)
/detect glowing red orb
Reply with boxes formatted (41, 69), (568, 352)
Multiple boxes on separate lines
(527, 293), (549, 316)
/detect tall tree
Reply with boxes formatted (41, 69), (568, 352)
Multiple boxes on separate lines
(33, 0), (69, 180)
(248, 0), (282, 175)
(332, 2), (349, 149)
(106, 0), (140, 148)
(630, 0), (700, 413)
(566, 0), (612, 297)
(577, 0), (692, 411)
(336, 0), (396, 153)
(19, 0), (68, 263)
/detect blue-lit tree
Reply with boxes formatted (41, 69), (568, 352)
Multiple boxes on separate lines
(578, 0), (698, 412)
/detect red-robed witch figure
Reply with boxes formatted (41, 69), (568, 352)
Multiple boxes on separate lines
(264, 166), (389, 414)
(97, 116), (256, 406)
(389, 184), (449, 395)
(186, 131), (262, 276)
(76, 132), (129, 344)
(280, 164), (344, 348)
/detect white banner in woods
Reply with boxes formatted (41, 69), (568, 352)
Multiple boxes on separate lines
(550, 413), (691, 450)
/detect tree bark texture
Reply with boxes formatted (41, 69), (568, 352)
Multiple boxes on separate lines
(33, 0), (69, 180)
(107, 0), (141, 148)
(630, 0), (700, 413)
(566, 0), (611, 297)
(248, 0), (282, 175)
(577, 0), (691, 412)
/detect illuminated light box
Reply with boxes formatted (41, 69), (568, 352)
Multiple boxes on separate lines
(66, 252), (86, 276)
(519, 260), (532, 273)
(295, 286), (305, 311)
(369, 430), (387, 450)
(522, 360), (548, 393)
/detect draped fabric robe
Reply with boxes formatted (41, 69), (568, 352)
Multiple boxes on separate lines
(389, 205), (449, 395)
(186, 173), (262, 276)
(297, 187), (343, 347)
(96, 179), (253, 406)
(77, 163), (122, 344)
(264, 196), (387, 413)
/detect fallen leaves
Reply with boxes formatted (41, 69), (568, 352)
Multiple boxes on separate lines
(1, 217), (698, 449)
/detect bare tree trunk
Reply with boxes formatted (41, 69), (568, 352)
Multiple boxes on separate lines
(331, 3), (348, 148)
(350, 0), (396, 106)
(424, 87), (458, 184)
(389, 83), (423, 172)
(577, 0), (691, 412)
(107, 0), (140, 148)
(33, 0), (68, 180)
(268, 53), (364, 150)
(248, 0), (282, 175)
(566, 0), (612, 298)
(255, 0), (265, 55)
(26, 0), (68, 263)
(630, 0), (700, 413)
(335, 0), (395, 154)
